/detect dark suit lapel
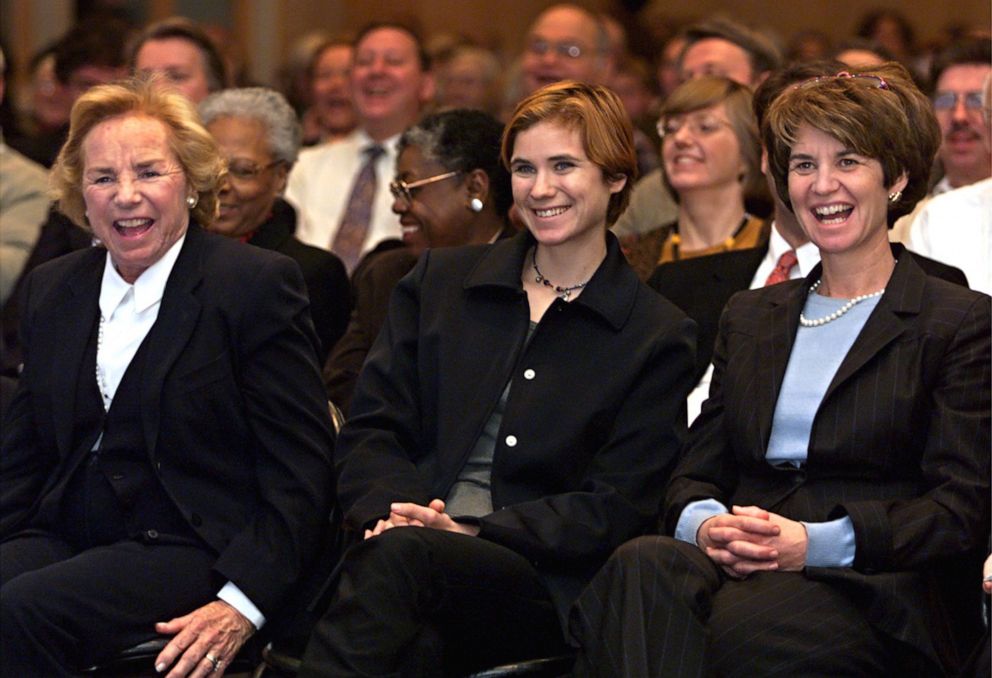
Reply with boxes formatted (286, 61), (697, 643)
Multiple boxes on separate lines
(52, 253), (104, 456)
(140, 227), (204, 459)
(753, 279), (807, 452)
(822, 254), (922, 403)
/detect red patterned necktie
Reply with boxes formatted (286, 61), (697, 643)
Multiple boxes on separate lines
(332, 144), (384, 274)
(764, 249), (798, 286)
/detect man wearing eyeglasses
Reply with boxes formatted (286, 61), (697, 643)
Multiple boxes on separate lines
(520, 5), (611, 95)
(929, 38), (991, 194)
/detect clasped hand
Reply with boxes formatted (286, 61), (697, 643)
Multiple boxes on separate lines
(697, 505), (808, 579)
(364, 499), (481, 539)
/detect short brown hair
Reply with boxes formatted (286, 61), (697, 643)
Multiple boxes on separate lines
(52, 77), (224, 229)
(660, 76), (765, 203)
(763, 62), (939, 224)
(501, 80), (635, 225)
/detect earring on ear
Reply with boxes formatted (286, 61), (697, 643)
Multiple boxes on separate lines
(469, 197), (484, 213)
(186, 195), (198, 209)
(888, 190), (902, 203)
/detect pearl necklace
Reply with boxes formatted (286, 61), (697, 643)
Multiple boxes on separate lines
(95, 314), (112, 410)
(799, 279), (884, 327)
(531, 248), (590, 301)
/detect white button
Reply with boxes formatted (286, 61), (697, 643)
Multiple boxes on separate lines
(523, 369), (535, 380)
(505, 435), (518, 447)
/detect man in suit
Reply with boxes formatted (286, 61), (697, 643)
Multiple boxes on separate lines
(285, 23), (435, 273)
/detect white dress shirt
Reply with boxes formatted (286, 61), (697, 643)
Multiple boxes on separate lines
(687, 223), (820, 425)
(285, 128), (402, 257)
(96, 232), (265, 629)
(904, 178), (992, 295)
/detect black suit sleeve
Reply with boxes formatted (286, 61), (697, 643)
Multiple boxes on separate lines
(837, 294), (990, 572)
(209, 253), (335, 614)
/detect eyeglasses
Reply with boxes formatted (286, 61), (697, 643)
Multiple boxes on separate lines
(389, 171), (459, 204)
(796, 70), (890, 91)
(226, 159), (282, 182)
(933, 91), (984, 111)
(526, 39), (590, 60)
(657, 115), (733, 139)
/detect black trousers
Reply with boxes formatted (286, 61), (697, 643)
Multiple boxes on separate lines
(0, 531), (217, 677)
(298, 527), (568, 678)
(569, 536), (916, 678)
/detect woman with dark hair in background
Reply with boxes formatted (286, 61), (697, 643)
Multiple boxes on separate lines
(323, 107), (513, 412)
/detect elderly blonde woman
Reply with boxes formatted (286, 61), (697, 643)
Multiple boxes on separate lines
(199, 87), (350, 361)
(0, 79), (334, 677)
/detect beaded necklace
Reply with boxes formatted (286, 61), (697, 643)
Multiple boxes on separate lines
(799, 279), (885, 327)
(531, 248), (591, 301)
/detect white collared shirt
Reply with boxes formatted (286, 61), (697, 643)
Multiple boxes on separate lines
(285, 128), (402, 255)
(748, 222), (820, 290)
(688, 222), (821, 425)
(95, 232), (266, 629)
(96, 234), (185, 408)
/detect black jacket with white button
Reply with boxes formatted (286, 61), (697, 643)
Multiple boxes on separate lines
(335, 230), (696, 617)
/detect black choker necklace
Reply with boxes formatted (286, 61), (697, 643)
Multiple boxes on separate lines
(531, 248), (589, 301)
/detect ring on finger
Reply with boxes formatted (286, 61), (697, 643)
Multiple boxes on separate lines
(204, 653), (220, 672)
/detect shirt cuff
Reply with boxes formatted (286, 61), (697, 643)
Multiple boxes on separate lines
(675, 498), (729, 545)
(217, 581), (266, 630)
(802, 516), (856, 567)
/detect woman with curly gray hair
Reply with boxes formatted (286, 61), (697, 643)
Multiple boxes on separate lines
(200, 87), (350, 360)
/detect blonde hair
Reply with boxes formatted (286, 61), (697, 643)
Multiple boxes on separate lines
(763, 62), (939, 223)
(501, 80), (635, 226)
(51, 77), (224, 229)
(660, 76), (764, 203)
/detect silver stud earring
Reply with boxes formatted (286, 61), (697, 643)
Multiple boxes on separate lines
(469, 197), (484, 213)
(888, 190), (902, 203)
(186, 195), (198, 209)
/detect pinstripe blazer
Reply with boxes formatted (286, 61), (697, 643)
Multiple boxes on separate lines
(664, 252), (991, 669)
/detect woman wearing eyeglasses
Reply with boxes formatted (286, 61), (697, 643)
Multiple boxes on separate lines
(570, 63), (990, 677)
(298, 82), (696, 676)
(623, 76), (770, 281)
(323, 108), (513, 413)
(199, 88), (351, 361)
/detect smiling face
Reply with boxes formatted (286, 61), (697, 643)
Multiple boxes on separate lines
(787, 124), (906, 257)
(207, 115), (287, 238)
(934, 63), (992, 187)
(82, 114), (191, 282)
(135, 38), (212, 103)
(662, 102), (744, 196)
(312, 44), (356, 136)
(351, 27), (432, 140)
(391, 145), (469, 253)
(522, 6), (603, 94)
(510, 120), (625, 249)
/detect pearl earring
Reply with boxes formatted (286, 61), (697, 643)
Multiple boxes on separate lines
(186, 195), (198, 209)
(888, 190), (902, 203)
(469, 197), (484, 213)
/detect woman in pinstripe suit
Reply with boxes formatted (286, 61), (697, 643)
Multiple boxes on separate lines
(570, 62), (990, 677)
